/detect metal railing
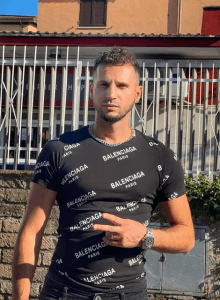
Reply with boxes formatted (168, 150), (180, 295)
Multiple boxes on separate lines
(0, 45), (220, 178)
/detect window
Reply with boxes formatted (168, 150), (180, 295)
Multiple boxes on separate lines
(201, 6), (220, 35)
(79, 0), (107, 27)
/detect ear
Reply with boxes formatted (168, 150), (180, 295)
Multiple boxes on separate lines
(89, 82), (94, 100)
(135, 85), (143, 103)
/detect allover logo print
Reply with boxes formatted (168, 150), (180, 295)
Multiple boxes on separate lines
(103, 146), (137, 162)
(70, 212), (102, 231)
(75, 240), (107, 259)
(83, 268), (116, 285)
(111, 171), (145, 189)
(67, 190), (96, 208)
(61, 164), (88, 185)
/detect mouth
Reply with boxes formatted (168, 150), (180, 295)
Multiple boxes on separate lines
(102, 104), (118, 108)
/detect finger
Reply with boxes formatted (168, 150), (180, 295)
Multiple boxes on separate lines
(105, 231), (121, 241)
(103, 237), (122, 247)
(102, 213), (124, 225)
(92, 224), (120, 232)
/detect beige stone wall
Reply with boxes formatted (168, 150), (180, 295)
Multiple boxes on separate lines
(0, 23), (37, 32)
(0, 171), (219, 299)
(0, 24), (23, 31)
(0, 171), (58, 300)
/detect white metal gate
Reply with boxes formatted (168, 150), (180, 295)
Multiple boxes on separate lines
(0, 45), (220, 177)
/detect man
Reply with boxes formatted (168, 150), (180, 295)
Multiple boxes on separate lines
(12, 47), (195, 300)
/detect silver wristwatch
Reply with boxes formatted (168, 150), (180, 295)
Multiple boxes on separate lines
(140, 227), (154, 249)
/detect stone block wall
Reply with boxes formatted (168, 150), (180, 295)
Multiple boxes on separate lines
(0, 171), (59, 300)
(0, 171), (219, 300)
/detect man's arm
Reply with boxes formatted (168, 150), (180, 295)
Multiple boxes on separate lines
(93, 194), (195, 253)
(12, 183), (57, 300)
(151, 194), (195, 253)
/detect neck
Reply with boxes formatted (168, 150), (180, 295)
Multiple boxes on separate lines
(92, 118), (133, 145)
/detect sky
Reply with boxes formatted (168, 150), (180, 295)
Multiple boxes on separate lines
(0, 0), (38, 16)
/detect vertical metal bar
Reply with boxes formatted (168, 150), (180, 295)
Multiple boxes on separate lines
(154, 67), (160, 139)
(17, 46), (26, 166)
(166, 67), (172, 147)
(140, 62), (145, 131)
(83, 62), (90, 126)
(184, 64), (192, 174)
(152, 63), (156, 137)
(72, 61), (82, 131)
(197, 63), (203, 176)
(7, 46), (16, 163)
(60, 47), (69, 135)
(177, 68), (185, 161)
(49, 46), (58, 140)
(143, 67), (148, 135)
(3, 66), (11, 169)
(189, 68), (197, 172)
(201, 68), (209, 172)
(163, 63), (168, 144)
(25, 46), (37, 168)
(37, 46), (47, 156)
(130, 104), (135, 128)
(182, 63), (191, 172)
(14, 66), (22, 170)
(213, 68), (220, 173)
(174, 63), (180, 155)
(71, 66), (77, 131)
(25, 66), (34, 168)
(0, 45), (5, 128)
(76, 61), (82, 129)
(60, 66), (67, 134)
(209, 64), (214, 176)
(49, 66), (56, 139)
(38, 67), (45, 154)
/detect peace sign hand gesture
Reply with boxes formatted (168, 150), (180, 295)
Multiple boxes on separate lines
(93, 213), (147, 248)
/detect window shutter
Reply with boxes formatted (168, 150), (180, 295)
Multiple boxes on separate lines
(80, 0), (93, 26)
(201, 7), (220, 35)
(93, 0), (107, 26)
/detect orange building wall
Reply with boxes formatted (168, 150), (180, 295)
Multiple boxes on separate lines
(37, 0), (174, 34)
(37, 0), (220, 35)
(181, 0), (220, 34)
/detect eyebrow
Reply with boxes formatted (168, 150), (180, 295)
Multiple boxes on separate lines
(98, 80), (130, 86)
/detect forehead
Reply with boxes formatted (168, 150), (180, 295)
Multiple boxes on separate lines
(94, 64), (137, 82)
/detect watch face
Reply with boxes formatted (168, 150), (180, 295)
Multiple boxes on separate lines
(145, 237), (154, 248)
(141, 229), (154, 249)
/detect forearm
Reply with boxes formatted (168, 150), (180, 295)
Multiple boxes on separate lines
(151, 224), (195, 253)
(12, 230), (42, 300)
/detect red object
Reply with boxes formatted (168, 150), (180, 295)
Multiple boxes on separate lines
(185, 68), (217, 105)
(201, 7), (220, 35)
(1, 35), (220, 47)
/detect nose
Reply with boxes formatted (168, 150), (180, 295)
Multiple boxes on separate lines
(106, 83), (117, 100)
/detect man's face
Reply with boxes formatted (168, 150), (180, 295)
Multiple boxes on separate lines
(90, 64), (142, 123)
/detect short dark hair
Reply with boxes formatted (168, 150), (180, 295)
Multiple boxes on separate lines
(93, 47), (141, 83)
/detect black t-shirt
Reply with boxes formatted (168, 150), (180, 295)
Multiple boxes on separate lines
(32, 126), (185, 293)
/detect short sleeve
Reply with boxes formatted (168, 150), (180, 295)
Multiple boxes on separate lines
(157, 148), (185, 202)
(32, 140), (63, 192)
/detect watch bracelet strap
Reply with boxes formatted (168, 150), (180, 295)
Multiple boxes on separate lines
(141, 227), (154, 249)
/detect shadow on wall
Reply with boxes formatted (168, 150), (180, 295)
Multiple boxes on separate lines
(167, 0), (179, 34)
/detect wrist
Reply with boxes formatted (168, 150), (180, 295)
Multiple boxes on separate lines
(140, 227), (154, 249)
(138, 226), (148, 248)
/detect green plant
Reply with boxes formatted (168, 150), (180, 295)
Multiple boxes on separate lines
(185, 173), (220, 222)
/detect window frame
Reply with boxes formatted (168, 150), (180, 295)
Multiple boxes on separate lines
(79, 0), (107, 28)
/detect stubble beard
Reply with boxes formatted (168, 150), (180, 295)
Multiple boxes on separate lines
(97, 102), (135, 123)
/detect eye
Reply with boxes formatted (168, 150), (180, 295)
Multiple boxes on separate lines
(100, 82), (108, 87)
(118, 84), (127, 88)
